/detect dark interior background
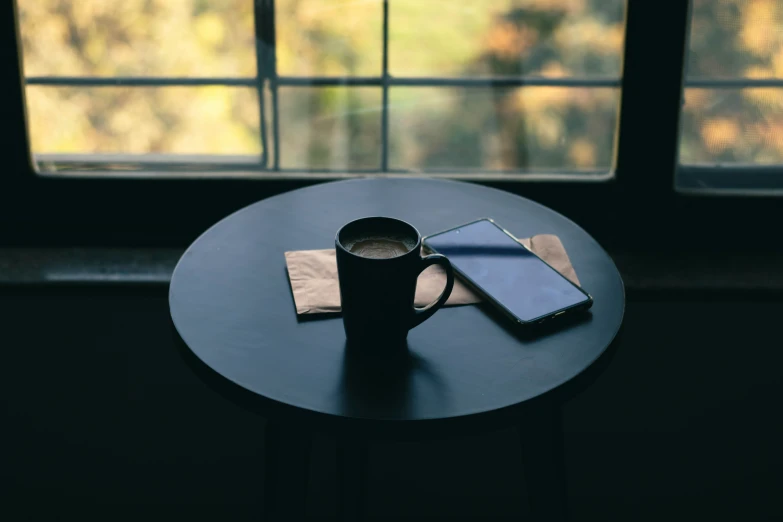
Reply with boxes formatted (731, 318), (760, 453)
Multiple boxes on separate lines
(3, 285), (781, 521)
(3, 0), (782, 520)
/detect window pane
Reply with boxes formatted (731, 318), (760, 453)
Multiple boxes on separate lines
(17, 0), (256, 77)
(681, 88), (783, 164)
(688, 0), (783, 78)
(389, 87), (618, 172)
(26, 87), (260, 156)
(16, 0), (625, 178)
(278, 87), (381, 169)
(680, 0), (783, 179)
(389, 0), (625, 78)
(275, 0), (382, 77)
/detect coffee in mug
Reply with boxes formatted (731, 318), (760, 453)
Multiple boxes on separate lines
(341, 234), (416, 259)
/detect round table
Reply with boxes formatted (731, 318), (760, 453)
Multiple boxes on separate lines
(170, 178), (624, 521)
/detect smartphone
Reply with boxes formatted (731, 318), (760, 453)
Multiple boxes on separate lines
(423, 218), (593, 326)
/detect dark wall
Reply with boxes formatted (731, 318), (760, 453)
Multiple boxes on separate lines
(2, 286), (782, 520)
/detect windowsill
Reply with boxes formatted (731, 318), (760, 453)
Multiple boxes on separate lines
(0, 248), (180, 285)
(2, 248), (783, 294)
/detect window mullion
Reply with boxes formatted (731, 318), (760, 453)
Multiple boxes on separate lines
(380, 0), (390, 172)
(614, 0), (690, 197)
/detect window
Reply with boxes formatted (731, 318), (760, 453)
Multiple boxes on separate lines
(17, 0), (626, 179)
(678, 0), (783, 193)
(3, 1), (779, 250)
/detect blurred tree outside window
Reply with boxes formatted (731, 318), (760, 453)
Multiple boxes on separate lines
(17, 0), (627, 178)
(681, 0), (783, 165)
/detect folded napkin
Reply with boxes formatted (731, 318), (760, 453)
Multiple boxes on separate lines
(285, 234), (579, 315)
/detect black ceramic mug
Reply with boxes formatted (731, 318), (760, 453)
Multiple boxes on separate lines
(336, 217), (455, 348)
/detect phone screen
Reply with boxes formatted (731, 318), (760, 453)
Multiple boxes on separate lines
(424, 219), (590, 323)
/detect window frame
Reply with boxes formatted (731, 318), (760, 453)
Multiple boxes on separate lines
(1, 0), (781, 254)
(22, 0), (623, 180)
(675, 0), (783, 194)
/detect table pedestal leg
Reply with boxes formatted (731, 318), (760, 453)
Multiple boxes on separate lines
(519, 402), (568, 522)
(263, 423), (311, 521)
(337, 437), (368, 522)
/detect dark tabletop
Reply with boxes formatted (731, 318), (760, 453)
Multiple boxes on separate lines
(170, 178), (624, 434)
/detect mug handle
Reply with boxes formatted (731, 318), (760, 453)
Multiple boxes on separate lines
(410, 254), (455, 330)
